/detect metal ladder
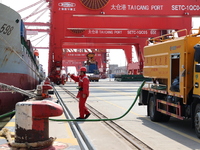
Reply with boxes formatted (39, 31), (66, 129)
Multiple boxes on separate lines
(0, 82), (36, 98)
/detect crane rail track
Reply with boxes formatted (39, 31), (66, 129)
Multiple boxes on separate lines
(53, 85), (95, 150)
(59, 85), (153, 150)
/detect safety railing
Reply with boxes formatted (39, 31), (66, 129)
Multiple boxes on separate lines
(146, 29), (188, 45)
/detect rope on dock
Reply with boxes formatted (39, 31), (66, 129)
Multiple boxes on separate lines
(0, 128), (56, 149)
(0, 82), (36, 98)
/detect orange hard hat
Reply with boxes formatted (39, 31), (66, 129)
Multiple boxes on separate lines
(80, 67), (87, 72)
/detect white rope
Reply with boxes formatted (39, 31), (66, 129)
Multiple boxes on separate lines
(0, 82), (36, 97)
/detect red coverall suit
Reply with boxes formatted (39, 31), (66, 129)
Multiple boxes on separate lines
(71, 74), (90, 119)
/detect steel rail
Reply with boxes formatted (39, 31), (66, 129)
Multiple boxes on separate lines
(61, 86), (153, 150)
(53, 86), (95, 150)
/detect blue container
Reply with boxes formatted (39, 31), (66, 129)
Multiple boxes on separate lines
(88, 64), (98, 73)
(20, 20), (26, 39)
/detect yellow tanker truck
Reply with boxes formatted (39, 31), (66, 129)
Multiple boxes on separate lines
(139, 29), (200, 138)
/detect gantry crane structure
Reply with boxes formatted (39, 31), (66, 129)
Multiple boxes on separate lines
(22, 0), (200, 84)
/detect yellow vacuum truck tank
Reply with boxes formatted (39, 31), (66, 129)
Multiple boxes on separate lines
(143, 30), (200, 103)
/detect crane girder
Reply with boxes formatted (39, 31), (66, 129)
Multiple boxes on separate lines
(65, 17), (191, 30)
(24, 22), (50, 26)
(54, 0), (200, 16)
(17, 0), (45, 13)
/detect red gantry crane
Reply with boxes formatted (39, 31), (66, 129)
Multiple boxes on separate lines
(44, 0), (199, 84)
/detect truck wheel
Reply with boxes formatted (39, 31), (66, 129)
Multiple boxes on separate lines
(148, 96), (162, 122)
(194, 104), (200, 138)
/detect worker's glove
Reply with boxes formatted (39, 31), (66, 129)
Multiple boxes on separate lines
(76, 86), (83, 91)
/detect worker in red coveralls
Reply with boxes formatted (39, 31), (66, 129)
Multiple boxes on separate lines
(68, 67), (91, 119)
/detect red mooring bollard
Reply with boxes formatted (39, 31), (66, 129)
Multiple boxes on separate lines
(44, 77), (51, 85)
(15, 100), (63, 144)
(42, 84), (53, 98)
(42, 77), (53, 98)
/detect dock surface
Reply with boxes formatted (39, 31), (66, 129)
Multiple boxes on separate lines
(1, 79), (200, 149)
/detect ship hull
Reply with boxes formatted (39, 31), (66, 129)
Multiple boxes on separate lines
(0, 4), (42, 115)
(0, 73), (39, 115)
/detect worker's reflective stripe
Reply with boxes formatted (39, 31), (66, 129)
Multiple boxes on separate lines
(79, 76), (89, 82)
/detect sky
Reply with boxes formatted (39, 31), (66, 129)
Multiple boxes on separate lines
(0, 0), (200, 74)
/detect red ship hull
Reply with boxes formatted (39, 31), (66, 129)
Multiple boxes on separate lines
(0, 73), (39, 115)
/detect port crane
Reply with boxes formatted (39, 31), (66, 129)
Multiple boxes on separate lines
(20, 0), (200, 84)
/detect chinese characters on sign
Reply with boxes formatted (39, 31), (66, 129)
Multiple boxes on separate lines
(111, 4), (127, 10)
(67, 54), (86, 57)
(66, 53), (101, 57)
(88, 29), (158, 36)
(63, 61), (82, 65)
(110, 4), (200, 11)
(111, 4), (163, 11)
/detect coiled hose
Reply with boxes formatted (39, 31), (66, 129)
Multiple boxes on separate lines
(49, 81), (145, 122)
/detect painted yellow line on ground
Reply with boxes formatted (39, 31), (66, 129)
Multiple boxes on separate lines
(56, 138), (78, 145)
(65, 123), (75, 139)
(152, 121), (200, 143)
(0, 119), (14, 140)
(55, 114), (75, 139)
(53, 113), (79, 146)
(5, 122), (15, 127)
(50, 114), (79, 146)
(91, 94), (200, 144)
